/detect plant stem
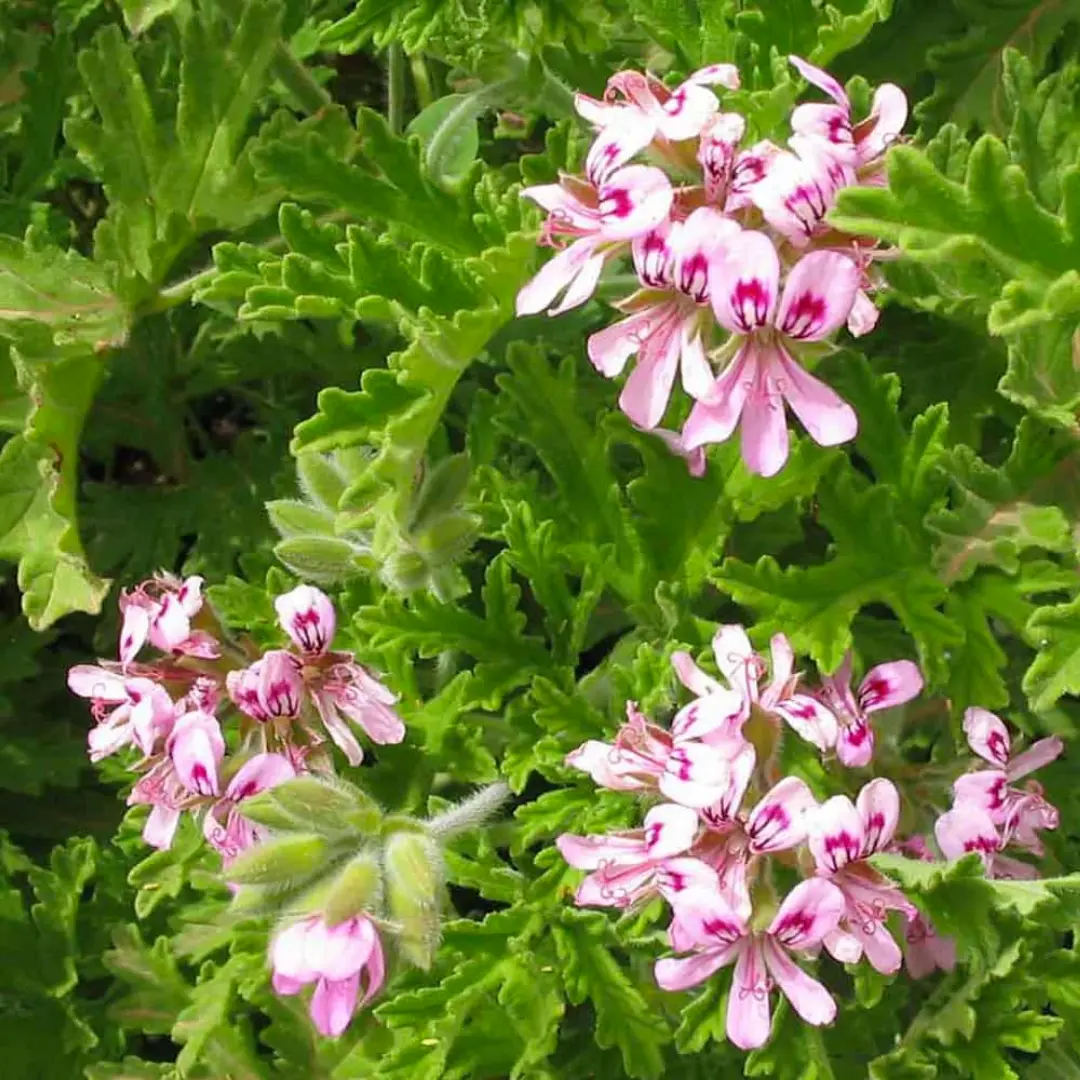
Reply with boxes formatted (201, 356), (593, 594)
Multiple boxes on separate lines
(387, 42), (406, 134)
(272, 42), (331, 114)
(428, 782), (511, 839)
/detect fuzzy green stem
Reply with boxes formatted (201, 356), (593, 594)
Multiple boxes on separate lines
(272, 41), (331, 114)
(387, 43), (406, 135)
(428, 782), (511, 840)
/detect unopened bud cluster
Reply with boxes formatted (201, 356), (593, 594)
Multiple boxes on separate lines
(558, 624), (1063, 1049)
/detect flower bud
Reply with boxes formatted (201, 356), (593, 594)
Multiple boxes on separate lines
(322, 851), (383, 927)
(227, 832), (330, 886)
(384, 829), (444, 970)
(271, 775), (383, 835)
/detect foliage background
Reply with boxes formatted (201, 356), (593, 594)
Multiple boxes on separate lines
(2, 0), (1080, 1076)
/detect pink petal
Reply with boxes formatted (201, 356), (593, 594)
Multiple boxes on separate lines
(310, 974), (359, 1037)
(848, 290), (879, 336)
(859, 660), (924, 713)
(667, 885), (748, 950)
(698, 112), (746, 202)
(631, 221), (674, 287)
(790, 103), (855, 164)
(643, 803), (700, 859)
(686, 63), (740, 90)
(709, 230), (779, 333)
(176, 575), (205, 617)
(257, 649), (304, 719)
(564, 739), (657, 792)
(771, 693), (839, 751)
(168, 711), (225, 796)
(556, 832), (647, 871)
(681, 345), (756, 451)
(520, 182), (596, 228)
(670, 650), (721, 697)
(597, 165), (674, 241)
(119, 604), (151, 666)
(574, 92), (620, 127)
(515, 236), (603, 317)
(710, 624), (757, 694)
(659, 742), (735, 808)
(962, 707), (1010, 767)
(656, 856), (721, 903)
(669, 688), (745, 742)
(775, 346), (857, 449)
(306, 916), (377, 982)
(149, 594), (191, 652)
(678, 320), (715, 400)
(824, 928), (863, 965)
(1006, 736), (1064, 781)
(271, 972), (306, 996)
(358, 928), (385, 1006)
(856, 777), (900, 855)
(849, 912), (902, 975)
(788, 56), (849, 108)
(143, 804), (181, 850)
(746, 777), (817, 854)
(934, 804), (1000, 863)
(575, 861), (654, 907)
(836, 719), (874, 767)
(68, 664), (128, 701)
(617, 312), (682, 429)
(587, 307), (659, 379)
(275, 584), (337, 655)
(226, 752), (297, 801)
(857, 83), (908, 163)
(777, 251), (859, 341)
(313, 694), (365, 766)
(271, 918), (319, 983)
(739, 348), (789, 477)
(727, 940), (772, 1050)
(657, 82), (720, 142)
(953, 770), (1009, 819)
(548, 248), (608, 316)
(808, 795), (864, 873)
(767, 878), (846, 949)
(585, 114), (655, 187)
(763, 938), (837, 1026)
(701, 743), (756, 824)
(655, 943), (740, 992)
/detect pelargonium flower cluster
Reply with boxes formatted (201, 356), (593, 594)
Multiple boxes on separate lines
(69, 575), (406, 1035)
(557, 624), (1063, 1049)
(517, 56), (907, 477)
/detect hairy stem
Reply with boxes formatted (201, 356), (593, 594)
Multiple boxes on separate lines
(428, 782), (512, 839)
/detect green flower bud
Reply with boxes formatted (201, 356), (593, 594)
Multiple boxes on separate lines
(384, 830), (444, 970)
(274, 535), (361, 584)
(322, 851), (383, 927)
(227, 833), (330, 886)
(272, 775), (383, 835)
(267, 498), (336, 539)
(296, 451), (348, 513)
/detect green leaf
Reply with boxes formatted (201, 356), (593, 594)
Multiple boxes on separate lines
(1024, 593), (1080, 712)
(552, 909), (669, 1080)
(407, 93), (482, 186)
(119, 0), (183, 34)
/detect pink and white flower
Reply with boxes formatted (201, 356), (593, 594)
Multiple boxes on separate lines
(516, 167), (674, 316)
(698, 115), (782, 210)
(587, 208), (739, 428)
(68, 665), (176, 761)
(556, 803), (717, 908)
(575, 64), (741, 154)
(750, 135), (853, 247)
(816, 651), (923, 767)
(681, 232), (859, 476)
(118, 573), (219, 665)
(204, 752), (297, 864)
(566, 701), (745, 809)
(276, 585), (337, 655)
(127, 758), (191, 849)
(656, 878), (845, 1049)
(808, 779), (914, 974)
(270, 913), (386, 1037)
(953, 708), (1062, 850)
(167, 710), (225, 797)
(697, 771), (818, 918)
(789, 56), (907, 175)
(671, 625), (840, 752)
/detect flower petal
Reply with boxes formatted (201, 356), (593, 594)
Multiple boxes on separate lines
(857, 83), (908, 163)
(746, 777), (817, 855)
(709, 231), (779, 333)
(790, 103), (854, 163)
(739, 349), (790, 477)
(659, 742), (734, 808)
(859, 660), (923, 713)
(962, 707), (1010, 767)
(586, 114), (655, 186)
(657, 82), (720, 142)
(681, 345), (756, 451)
(727, 940), (772, 1050)
(670, 650), (722, 697)
(777, 251), (859, 341)
(764, 938), (838, 1026)
(934, 804), (1000, 862)
(644, 802), (701, 858)
(617, 312), (682, 429)
(771, 693), (839, 752)
(556, 831), (646, 871)
(789, 55), (849, 108)
(836, 719), (874, 767)
(68, 664), (127, 701)
(516, 236), (603, 317)
(1006, 736), (1064, 781)
(710, 624), (757, 695)
(655, 944), (739, 992)
(775, 346), (857, 449)
(856, 777), (900, 855)
(598, 165), (674, 241)
(768, 878), (846, 949)
(310, 974), (359, 1038)
(686, 63), (741, 90)
(274, 584), (336, 655)
(807, 795), (864, 873)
